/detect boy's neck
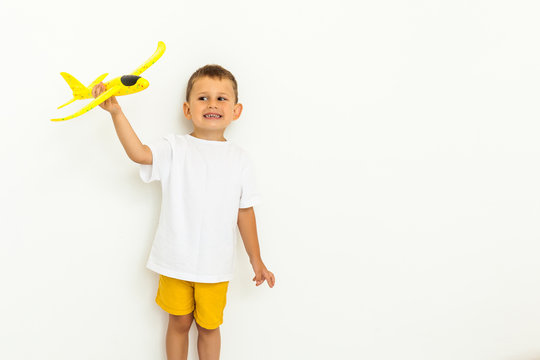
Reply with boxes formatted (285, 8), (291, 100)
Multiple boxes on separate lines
(189, 130), (227, 142)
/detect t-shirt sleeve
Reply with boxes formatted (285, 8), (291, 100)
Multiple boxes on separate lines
(139, 135), (173, 183)
(239, 153), (262, 208)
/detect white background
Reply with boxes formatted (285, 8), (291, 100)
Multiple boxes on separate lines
(1, 0), (540, 359)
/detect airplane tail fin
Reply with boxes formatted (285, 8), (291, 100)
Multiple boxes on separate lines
(57, 72), (108, 109)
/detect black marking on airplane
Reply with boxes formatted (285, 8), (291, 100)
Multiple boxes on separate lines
(121, 75), (141, 86)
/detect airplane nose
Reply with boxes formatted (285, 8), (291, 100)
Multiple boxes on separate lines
(137, 78), (149, 88)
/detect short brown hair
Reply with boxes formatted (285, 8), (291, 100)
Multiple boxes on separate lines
(185, 64), (238, 104)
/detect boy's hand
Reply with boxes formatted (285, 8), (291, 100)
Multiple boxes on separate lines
(251, 259), (275, 288)
(92, 82), (120, 114)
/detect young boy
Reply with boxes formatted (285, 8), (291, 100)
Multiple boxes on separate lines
(92, 64), (275, 360)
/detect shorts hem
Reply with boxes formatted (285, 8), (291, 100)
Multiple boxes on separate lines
(194, 315), (223, 330)
(155, 296), (193, 316)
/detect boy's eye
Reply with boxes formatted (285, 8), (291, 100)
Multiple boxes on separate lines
(198, 96), (227, 101)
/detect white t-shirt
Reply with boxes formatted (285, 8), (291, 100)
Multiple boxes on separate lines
(139, 133), (261, 283)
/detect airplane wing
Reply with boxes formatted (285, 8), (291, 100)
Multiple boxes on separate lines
(130, 41), (166, 76)
(88, 73), (109, 91)
(51, 86), (120, 121)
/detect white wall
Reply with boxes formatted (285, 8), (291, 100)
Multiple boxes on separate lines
(2, 0), (540, 359)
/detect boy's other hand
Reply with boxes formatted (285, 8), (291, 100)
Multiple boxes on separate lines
(92, 82), (120, 114)
(251, 260), (275, 288)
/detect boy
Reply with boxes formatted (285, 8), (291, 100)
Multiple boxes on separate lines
(92, 64), (275, 360)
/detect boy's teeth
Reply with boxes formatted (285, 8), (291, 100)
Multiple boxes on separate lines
(205, 114), (221, 118)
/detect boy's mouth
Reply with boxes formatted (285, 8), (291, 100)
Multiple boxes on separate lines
(204, 113), (222, 119)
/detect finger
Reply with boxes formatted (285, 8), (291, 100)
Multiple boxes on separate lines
(268, 275), (274, 287)
(265, 272), (274, 288)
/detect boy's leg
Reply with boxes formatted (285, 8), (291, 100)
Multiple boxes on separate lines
(196, 323), (221, 360)
(155, 275), (196, 360)
(166, 313), (193, 360)
(192, 281), (229, 360)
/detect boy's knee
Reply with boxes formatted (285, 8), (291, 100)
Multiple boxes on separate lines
(169, 312), (194, 333)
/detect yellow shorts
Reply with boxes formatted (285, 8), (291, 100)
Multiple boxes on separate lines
(155, 275), (229, 330)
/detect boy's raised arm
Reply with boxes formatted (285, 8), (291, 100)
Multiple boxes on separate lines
(110, 108), (152, 165)
(92, 83), (152, 165)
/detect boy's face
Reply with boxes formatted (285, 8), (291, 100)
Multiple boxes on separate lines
(183, 76), (242, 137)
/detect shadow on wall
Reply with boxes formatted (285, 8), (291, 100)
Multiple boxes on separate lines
(510, 355), (540, 360)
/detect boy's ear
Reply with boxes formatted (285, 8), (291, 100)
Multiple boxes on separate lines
(183, 102), (191, 119)
(233, 103), (243, 120)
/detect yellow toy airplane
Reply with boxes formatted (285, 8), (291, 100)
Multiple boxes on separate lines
(51, 41), (166, 121)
